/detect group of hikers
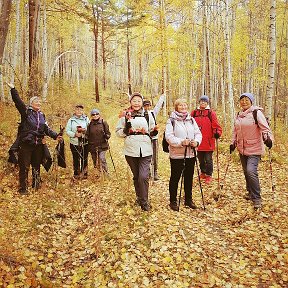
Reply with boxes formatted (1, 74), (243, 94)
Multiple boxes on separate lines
(5, 82), (273, 212)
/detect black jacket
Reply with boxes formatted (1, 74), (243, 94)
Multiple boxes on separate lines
(11, 88), (58, 145)
(86, 119), (111, 151)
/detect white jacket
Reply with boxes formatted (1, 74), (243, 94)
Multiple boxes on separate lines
(165, 112), (202, 159)
(116, 111), (156, 157)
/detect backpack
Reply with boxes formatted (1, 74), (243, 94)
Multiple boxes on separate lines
(191, 109), (212, 123)
(237, 109), (269, 127)
(162, 118), (175, 153)
(253, 109), (271, 127)
(162, 118), (194, 153)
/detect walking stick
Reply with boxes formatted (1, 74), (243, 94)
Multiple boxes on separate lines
(214, 136), (220, 201)
(178, 146), (187, 211)
(268, 149), (276, 202)
(220, 153), (232, 190)
(150, 141), (155, 185)
(108, 147), (117, 177)
(193, 147), (205, 210)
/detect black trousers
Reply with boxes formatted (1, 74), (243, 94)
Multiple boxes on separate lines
(197, 151), (213, 176)
(169, 157), (196, 203)
(18, 143), (44, 190)
(125, 155), (152, 205)
(70, 143), (89, 176)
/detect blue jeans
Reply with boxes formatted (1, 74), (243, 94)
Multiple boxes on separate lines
(239, 154), (261, 203)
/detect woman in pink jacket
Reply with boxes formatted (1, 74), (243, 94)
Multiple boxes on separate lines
(230, 92), (273, 209)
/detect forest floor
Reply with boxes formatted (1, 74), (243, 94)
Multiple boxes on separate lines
(0, 100), (288, 287)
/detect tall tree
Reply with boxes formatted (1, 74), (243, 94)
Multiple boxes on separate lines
(0, 0), (12, 101)
(28, 0), (41, 97)
(265, 0), (276, 122)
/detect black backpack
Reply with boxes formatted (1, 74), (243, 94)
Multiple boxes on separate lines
(191, 109), (212, 122)
(237, 109), (269, 127)
(162, 118), (175, 153)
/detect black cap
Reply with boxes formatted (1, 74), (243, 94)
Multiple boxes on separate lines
(75, 104), (84, 109)
(143, 100), (151, 106)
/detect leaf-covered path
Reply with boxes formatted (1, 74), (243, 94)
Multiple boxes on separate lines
(0, 111), (288, 287)
(1, 147), (288, 287)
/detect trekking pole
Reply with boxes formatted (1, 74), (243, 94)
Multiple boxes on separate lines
(193, 147), (205, 210)
(108, 147), (117, 177)
(220, 153), (232, 190)
(178, 146), (187, 211)
(214, 135), (220, 201)
(150, 141), (155, 185)
(268, 149), (276, 202)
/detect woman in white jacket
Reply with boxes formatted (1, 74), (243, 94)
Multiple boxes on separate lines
(165, 98), (202, 211)
(116, 92), (157, 211)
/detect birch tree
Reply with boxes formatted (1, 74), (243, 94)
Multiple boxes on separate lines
(0, 0), (12, 101)
(265, 0), (276, 122)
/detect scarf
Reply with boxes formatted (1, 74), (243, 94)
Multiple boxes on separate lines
(174, 110), (188, 121)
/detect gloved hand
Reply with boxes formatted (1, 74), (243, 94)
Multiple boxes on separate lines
(150, 130), (158, 137)
(230, 143), (236, 154)
(264, 136), (272, 149)
(123, 121), (132, 135)
(214, 132), (220, 139)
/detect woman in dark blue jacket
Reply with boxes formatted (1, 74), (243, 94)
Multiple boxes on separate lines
(7, 83), (61, 194)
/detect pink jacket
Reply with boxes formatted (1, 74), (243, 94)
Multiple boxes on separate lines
(231, 106), (273, 156)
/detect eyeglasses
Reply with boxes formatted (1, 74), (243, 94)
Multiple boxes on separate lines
(91, 113), (99, 116)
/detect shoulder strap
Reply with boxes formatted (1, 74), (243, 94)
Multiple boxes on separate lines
(207, 110), (212, 122)
(101, 119), (107, 136)
(192, 109), (211, 122)
(150, 111), (157, 125)
(253, 109), (258, 126)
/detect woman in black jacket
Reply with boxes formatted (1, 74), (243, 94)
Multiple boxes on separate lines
(86, 109), (111, 176)
(6, 82), (62, 194)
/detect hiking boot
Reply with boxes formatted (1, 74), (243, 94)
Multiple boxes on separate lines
(134, 198), (141, 206)
(169, 201), (179, 211)
(184, 200), (197, 209)
(18, 188), (28, 195)
(200, 173), (206, 180)
(154, 172), (160, 181)
(253, 201), (262, 210)
(244, 193), (252, 201)
(205, 176), (212, 184)
(141, 203), (152, 211)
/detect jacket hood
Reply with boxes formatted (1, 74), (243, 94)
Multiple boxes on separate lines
(71, 114), (88, 120)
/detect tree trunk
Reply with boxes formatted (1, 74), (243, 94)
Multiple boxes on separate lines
(101, 6), (106, 91)
(42, 0), (48, 102)
(224, 0), (235, 129)
(10, 0), (21, 86)
(126, 12), (132, 96)
(265, 0), (276, 122)
(0, 0), (12, 101)
(28, 0), (40, 97)
(92, 4), (100, 102)
(160, 0), (168, 115)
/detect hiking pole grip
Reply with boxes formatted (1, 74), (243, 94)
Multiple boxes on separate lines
(193, 147), (205, 210)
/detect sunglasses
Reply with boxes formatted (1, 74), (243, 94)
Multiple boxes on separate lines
(91, 113), (99, 116)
